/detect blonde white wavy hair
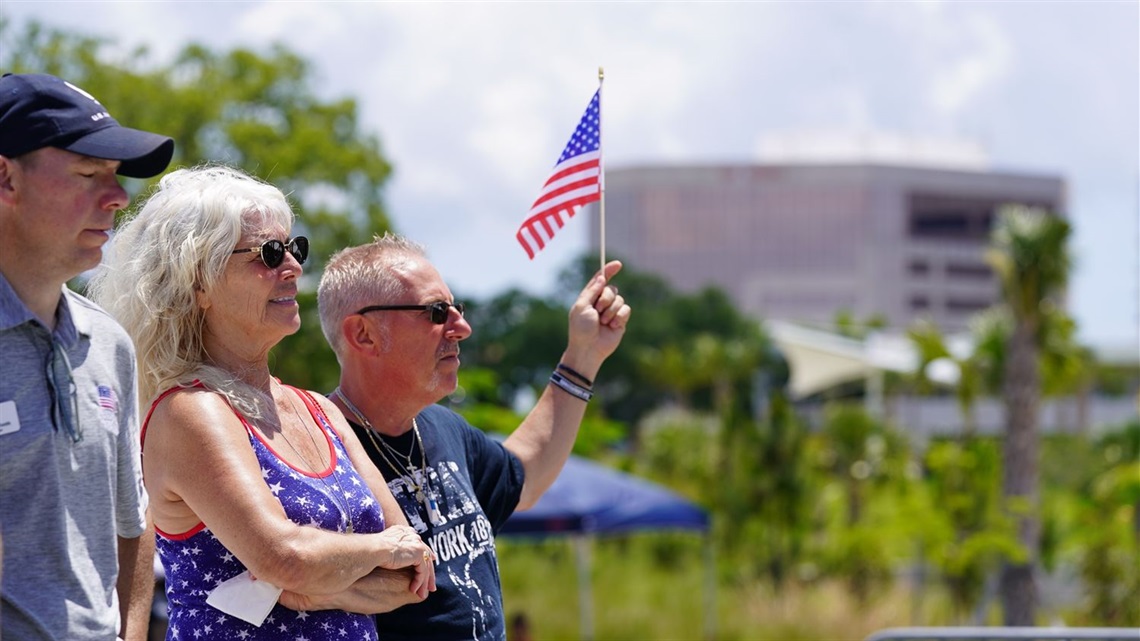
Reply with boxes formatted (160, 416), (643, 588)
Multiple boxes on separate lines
(89, 164), (295, 418)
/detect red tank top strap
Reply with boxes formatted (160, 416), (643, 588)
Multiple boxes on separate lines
(283, 385), (340, 468)
(286, 384), (334, 431)
(141, 380), (207, 448)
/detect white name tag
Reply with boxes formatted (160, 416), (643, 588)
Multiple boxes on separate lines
(206, 571), (282, 627)
(0, 400), (20, 436)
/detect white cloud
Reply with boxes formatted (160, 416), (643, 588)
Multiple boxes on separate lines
(466, 78), (554, 192)
(238, 2), (350, 47)
(1, 0), (1134, 346)
(927, 11), (1014, 118)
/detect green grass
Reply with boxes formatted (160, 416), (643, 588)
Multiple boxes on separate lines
(497, 534), (963, 641)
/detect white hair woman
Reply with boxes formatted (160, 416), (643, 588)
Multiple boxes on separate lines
(89, 165), (435, 640)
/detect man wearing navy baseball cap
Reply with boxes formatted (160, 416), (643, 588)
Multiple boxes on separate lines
(0, 73), (173, 178)
(0, 73), (174, 641)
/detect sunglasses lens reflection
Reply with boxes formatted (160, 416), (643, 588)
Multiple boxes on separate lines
(428, 302), (465, 324)
(261, 241), (286, 268)
(290, 237), (309, 265)
(430, 303), (448, 324)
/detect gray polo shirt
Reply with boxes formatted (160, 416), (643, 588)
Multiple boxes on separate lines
(0, 271), (148, 641)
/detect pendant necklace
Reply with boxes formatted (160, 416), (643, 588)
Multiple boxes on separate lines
(280, 388), (355, 534)
(334, 389), (444, 526)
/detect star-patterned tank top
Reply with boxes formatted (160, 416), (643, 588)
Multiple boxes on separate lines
(144, 383), (384, 640)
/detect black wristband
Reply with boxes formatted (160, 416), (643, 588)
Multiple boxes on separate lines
(550, 371), (592, 402)
(556, 363), (594, 388)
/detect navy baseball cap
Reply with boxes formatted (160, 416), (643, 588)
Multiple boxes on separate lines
(0, 73), (174, 178)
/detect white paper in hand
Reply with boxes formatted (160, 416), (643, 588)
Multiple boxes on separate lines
(205, 571), (282, 627)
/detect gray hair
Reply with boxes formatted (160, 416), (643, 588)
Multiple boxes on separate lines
(317, 232), (427, 361)
(88, 164), (295, 417)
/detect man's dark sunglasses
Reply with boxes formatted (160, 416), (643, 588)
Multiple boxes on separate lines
(231, 236), (309, 268)
(356, 301), (465, 325)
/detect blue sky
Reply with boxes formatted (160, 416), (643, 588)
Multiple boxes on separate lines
(2, 1), (1136, 351)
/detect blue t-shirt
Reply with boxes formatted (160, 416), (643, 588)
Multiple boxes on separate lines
(349, 404), (524, 641)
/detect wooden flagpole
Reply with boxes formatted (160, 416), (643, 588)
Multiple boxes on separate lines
(598, 66), (606, 273)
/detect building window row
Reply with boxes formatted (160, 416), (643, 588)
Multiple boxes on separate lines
(945, 262), (992, 280)
(909, 295), (993, 314)
(907, 193), (1058, 241)
(907, 259), (993, 280)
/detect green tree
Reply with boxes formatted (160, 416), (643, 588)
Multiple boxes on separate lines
(468, 255), (773, 448)
(817, 403), (907, 604)
(741, 352), (812, 588)
(985, 205), (1072, 625)
(1074, 420), (1140, 626)
(461, 290), (571, 397)
(922, 438), (1020, 622)
(833, 308), (888, 340)
(636, 342), (701, 410)
(2, 19), (396, 391)
(1037, 305), (1097, 434)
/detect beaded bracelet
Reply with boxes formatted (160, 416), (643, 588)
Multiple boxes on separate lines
(549, 371), (593, 402)
(556, 363), (594, 388)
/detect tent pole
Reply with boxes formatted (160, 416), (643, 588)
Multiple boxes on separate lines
(575, 534), (595, 641)
(865, 367), (885, 419)
(704, 535), (716, 640)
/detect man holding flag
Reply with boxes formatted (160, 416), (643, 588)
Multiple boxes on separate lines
(315, 232), (629, 640)
(297, 81), (620, 640)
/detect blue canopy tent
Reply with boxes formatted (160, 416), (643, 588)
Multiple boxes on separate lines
(499, 453), (713, 640)
(501, 453), (709, 536)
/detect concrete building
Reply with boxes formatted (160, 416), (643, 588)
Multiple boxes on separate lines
(589, 163), (1065, 332)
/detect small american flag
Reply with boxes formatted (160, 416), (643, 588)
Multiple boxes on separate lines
(516, 89), (602, 260)
(97, 385), (117, 413)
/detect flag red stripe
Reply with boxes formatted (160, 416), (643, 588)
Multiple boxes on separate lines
(542, 157), (601, 188)
(516, 229), (537, 260)
(528, 223), (547, 250)
(530, 175), (600, 211)
(515, 193), (599, 261)
(519, 194), (599, 230)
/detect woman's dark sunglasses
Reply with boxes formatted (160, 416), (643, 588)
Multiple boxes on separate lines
(231, 236), (309, 268)
(356, 301), (465, 325)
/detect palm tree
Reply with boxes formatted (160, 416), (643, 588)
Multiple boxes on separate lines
(985, 205), (1072, 625)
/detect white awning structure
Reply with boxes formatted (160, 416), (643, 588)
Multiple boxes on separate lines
(767, 320), (964, 399)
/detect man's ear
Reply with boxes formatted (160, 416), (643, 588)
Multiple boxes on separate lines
(342, 315), (380, 355)
(0, 156), (19, 206)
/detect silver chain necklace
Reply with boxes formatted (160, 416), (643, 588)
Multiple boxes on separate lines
(279, 388), (354, 533)
(334, 388), (444, 526)
(376, 424), (417, 470)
